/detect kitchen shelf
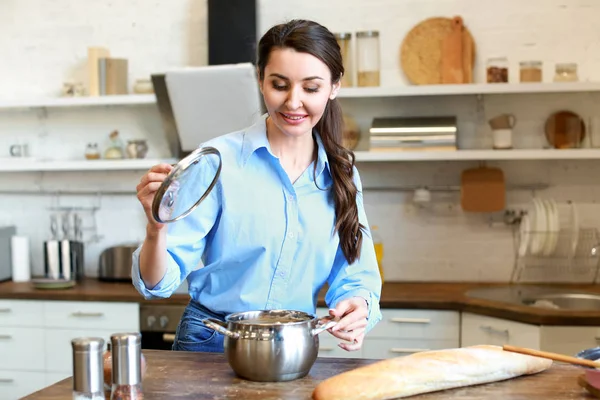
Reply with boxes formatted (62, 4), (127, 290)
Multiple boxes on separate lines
(338, 82), (600, 98)
(2, 150), (600, 172)
(0, 158), (178, 172)
(354, 149), (600, 162)
(0, 94), (156, 110)
(2, 82), (600, 110)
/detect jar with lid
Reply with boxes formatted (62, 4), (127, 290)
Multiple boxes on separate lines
(486, 57), (509, 83)
(519, 61), (542, 83)
(110, 333), (143, 400)
(356, 30), (380, 87)
(71, 337), (106, 400)
(554, 63), (578, 82)
(335, 32), (353, 87)
(85, 143), (100, 160)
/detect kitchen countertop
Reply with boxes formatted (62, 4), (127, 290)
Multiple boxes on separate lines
(2, 279), (600, 325)
(22, 349), (592, 399)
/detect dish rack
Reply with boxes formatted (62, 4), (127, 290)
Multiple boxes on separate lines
(511, 227), (600, 284)
(510, 199), (600, 284)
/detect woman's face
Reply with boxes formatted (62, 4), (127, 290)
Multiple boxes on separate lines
(259, 48), (340, 139)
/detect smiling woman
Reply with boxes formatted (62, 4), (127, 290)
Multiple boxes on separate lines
(132, 19), (382, 357)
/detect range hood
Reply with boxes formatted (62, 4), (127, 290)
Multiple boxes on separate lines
(152, 63), (263, 158)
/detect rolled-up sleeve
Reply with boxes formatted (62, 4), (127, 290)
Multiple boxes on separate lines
(131, 148), (222, 299)
(325, 167), (383, 333)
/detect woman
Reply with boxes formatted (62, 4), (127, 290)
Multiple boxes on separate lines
(132, 19), (382, 353)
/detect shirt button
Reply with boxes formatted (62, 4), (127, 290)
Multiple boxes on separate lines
(288, 232), (294, 238)
(288, 194), (294, 202)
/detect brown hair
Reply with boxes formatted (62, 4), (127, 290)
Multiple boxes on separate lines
(257, 19), (364, 264)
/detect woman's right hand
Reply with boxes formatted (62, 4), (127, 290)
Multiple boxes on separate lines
(136, 163), (173, 232)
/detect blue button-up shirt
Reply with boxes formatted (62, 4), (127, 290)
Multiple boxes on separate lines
(132, 114), (382, 331)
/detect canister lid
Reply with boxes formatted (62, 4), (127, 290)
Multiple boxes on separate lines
(334, 32), (352, 40)
(356, 30), (379, 38)
(71, 337), (105, 352)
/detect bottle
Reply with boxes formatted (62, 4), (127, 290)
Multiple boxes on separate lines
(71, 337), (106, 400)
(110, 333), (143, 400)
(371, 225), (384, 282)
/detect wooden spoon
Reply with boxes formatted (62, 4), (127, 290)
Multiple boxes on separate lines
(503, 345), (600, 369)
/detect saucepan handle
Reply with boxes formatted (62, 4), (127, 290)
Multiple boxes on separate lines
(311, 315), (337, 336)
(202, 317), (240, 340)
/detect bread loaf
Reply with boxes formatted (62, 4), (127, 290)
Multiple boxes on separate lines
(312, 345), (552, 400)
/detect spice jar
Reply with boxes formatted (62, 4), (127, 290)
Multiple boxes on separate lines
(554, 63), (578, 82)
(85, 143), (100, 160)
(356, 30), (380, 87)
(110, 333), (143, 400)
(71, 337), (106, 400)
(335, 32), (353, 87)
(486, 57), (509, 83)
(519, 61), (542, 83)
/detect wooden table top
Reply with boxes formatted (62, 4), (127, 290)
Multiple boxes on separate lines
(22, 349), (595, 400)
(3, 279), (600, 325)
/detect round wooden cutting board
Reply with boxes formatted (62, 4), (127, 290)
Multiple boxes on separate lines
(401, 17), (476, 85)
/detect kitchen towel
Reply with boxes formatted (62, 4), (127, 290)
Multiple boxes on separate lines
(11, 235), (31, 282)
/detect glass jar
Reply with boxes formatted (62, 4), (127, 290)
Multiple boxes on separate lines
(85, 143), (100, 160)
(554, 63), (578, 82)
(335, 32), (353, 87)
(356, 30), (380, 87)
(486, 57), (509, 83)
(519, 61), (542, 83)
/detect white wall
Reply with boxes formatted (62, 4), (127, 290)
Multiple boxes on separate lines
(1, 0), (600, 283)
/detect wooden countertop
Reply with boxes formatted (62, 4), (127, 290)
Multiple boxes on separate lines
(22, 349), (593, 399)
(2, 279), (600, 325)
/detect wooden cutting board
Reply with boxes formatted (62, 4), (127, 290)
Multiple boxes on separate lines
(401, 16), (476, 85)
(441, 16), (464, 84)
(461, 166), (506, 212)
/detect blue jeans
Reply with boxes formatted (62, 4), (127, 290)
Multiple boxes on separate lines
(172, 300), (225, 353)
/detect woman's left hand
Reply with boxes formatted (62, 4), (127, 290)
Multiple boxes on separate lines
(327, 297), (369, 351)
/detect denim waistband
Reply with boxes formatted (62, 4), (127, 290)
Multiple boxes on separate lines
(186, 299), (226, 321)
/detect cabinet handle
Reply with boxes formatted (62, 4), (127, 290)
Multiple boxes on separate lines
(0, 308), (11, 313)
(71, 312), (104, 318)
(319, 347), (334, 351)
(0, 378), (14, 383)
(390, 317), (431, 324)
(0, 335), (12, 340)
(162, 334), (175, 342)
(480, 325), (509, 336)
(390, 348), (430, 353)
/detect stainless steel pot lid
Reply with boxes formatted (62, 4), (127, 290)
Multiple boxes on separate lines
(151, 146), (222, 224)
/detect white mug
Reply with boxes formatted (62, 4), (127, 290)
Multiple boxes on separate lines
(493, 129), (512, 149)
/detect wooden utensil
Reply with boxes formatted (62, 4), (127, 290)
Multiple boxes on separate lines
(503, 345), (600, 369)
(544, 110), (586, 149)
(441, 16), (464, 84)
(401, 16), (476, 85)
(460, 166), (505, 212)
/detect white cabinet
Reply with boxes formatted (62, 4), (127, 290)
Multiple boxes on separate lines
(461, 313), (541, 349)
(0, 300), (139, 400)
(316, 307), (460, 360)
(460, 312), (600, 356)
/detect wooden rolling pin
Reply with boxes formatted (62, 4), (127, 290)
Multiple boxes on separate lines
(503, 345), (600, 368)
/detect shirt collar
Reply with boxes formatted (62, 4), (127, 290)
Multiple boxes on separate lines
(240, 113), (331, 178)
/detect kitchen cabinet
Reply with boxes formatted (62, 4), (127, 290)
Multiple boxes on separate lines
(461, 312), (600, 356)
(317, 308), (460, 359)
(0, 299), (139, 400)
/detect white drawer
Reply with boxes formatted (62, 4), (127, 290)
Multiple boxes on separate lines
(45, 328), (114, 373)
(362, 338), (459, 360)
(318, 336), (362, 359)
(0, 300), (44, 327)
(44, 301), (139, 330)
(369, 309), (460, 340)
(46, 371), (70, 387)
(0, 327), (45, 371)
(0, 370), (47, 400)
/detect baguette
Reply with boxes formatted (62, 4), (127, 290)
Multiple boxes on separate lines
(312, 345), (552, 400)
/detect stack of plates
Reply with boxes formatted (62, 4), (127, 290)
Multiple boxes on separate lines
(518, 198), (579, 257)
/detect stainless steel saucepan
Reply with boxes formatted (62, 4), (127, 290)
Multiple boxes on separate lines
(202, 309), (336, 382)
